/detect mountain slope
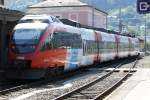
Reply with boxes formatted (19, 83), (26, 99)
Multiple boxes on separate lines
(80, 0), (135, 11)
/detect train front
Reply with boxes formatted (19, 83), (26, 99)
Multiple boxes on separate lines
(6, 22), (49, 79)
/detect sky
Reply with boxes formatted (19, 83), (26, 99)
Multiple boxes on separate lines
(4, 0), (42, 11)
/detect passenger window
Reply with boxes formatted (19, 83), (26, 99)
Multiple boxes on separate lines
(52, 32), (82, 49)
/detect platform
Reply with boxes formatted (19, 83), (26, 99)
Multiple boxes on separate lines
(104, 56), (150, 100)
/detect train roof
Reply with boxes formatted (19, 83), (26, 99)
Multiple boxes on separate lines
(16, 15), (138, 39)
(14, 23), (49, 30)
(60, 19), (136, 38)
(19, 15), (63, 24)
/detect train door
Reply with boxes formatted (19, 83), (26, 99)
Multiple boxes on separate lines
(129, 37), (131, 56)
(64, 32), (82, 71)
(80, 29), (96, 66)
(115, 35), (120, 58)
(82, 39), (86, 56)
(94, 31), (101, 63)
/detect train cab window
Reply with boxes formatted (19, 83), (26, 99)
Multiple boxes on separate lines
(51, 32), (82, 49)
(12, 29), (44, 53)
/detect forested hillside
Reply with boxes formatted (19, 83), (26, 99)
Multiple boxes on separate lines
(81, 0), (135, 11)
(82, 0), (149, 36)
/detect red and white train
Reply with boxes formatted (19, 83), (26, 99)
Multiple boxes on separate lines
(7, 15), (143, 79)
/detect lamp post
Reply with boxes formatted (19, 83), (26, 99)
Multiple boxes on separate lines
(118, 7), (122, 34)
(107, 7), (123, 33)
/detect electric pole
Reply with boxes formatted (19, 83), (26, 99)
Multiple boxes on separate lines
(144, 14), (147, 53)
(119, 7), (122, 33)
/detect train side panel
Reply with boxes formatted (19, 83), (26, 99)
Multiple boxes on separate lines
(79, 29), (96, 66)
(129, 38), (139, 56)
(100, 32), (117, 61)
(64, 49), (82, 71)
(118, 36), (130, 58)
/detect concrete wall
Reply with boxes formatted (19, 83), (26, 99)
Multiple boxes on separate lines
(27, 6), (107, 28)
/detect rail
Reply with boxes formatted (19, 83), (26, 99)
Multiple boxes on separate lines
(53, 58), (138, 100)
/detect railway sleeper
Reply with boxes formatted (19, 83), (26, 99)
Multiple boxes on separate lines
(68, 92), (98, 99)
(81, 91), (100, 94)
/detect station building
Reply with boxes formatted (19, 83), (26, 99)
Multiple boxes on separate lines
(27, 0), (108, 29)
(0, 0), (23, 67)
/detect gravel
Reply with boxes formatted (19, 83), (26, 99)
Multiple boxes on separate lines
(27, 72), (128, 100)
(7, 69), (107, 100)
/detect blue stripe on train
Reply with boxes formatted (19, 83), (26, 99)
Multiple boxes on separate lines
(68, 49), (79, 70)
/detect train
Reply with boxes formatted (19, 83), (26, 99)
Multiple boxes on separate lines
(6, 15), (144, 79)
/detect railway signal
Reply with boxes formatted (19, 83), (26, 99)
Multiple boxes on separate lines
(137, 0), (150, 14)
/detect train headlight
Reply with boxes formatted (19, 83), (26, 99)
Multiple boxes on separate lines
(11, 45), (15, 49)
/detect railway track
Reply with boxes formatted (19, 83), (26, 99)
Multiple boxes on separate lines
(0, 69), (89, 97)
(53, 58), (138, 100)
(0, 57), (134, 94)
(0, 80), (43, 95)
(0, 58), (137, 100)
(0, 58), (123, 95)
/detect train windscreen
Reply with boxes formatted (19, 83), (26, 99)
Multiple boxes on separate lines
(11, 29), (44, 53)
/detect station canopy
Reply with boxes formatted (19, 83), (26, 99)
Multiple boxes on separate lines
(0, 4), (23, 21)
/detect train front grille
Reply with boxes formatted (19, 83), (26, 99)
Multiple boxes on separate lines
(10, 60), (31, 69)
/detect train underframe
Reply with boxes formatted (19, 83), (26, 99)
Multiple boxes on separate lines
(4, 54), (140, 79)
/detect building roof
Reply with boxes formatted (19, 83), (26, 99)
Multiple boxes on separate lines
(29, 0), (107, 14)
